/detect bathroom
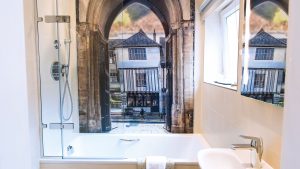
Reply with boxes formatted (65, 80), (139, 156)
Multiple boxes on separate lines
(0, 0), (299, 169)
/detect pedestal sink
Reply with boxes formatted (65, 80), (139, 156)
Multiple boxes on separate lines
(198, 148), (245, 169)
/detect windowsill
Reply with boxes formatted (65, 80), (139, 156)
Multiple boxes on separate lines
(203, 80), (238, 91)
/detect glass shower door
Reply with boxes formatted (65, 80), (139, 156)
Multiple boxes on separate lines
(37, 0), (64, 157)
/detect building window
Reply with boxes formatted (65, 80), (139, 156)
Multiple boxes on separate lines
(127, 93), (135, 107)
(129, 48), (146, 60)
(110, 72), (118, 83)
(255, 48), (274, 60)
(136, 73), (147, 87)
(136, 94), (143, 107)
(109, 53), (116, 64)
(254, 73), (265, 88)
(145, 94), (152, 107)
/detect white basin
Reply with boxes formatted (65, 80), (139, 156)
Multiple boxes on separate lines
(198, 148), (245, 169)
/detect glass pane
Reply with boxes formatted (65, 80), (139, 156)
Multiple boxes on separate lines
(203, 0), (240, 89)
(37, 0), (63, 157)
(225, 9), (239, 84)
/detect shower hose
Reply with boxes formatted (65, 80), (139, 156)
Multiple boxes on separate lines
(61, 21), (73, 122)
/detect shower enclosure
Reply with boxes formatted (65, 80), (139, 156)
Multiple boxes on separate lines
(37, 0), (78, 157)
(37, 0), (168, 158)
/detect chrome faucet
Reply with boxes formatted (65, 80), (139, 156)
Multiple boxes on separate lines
(232, 135), (263, 168)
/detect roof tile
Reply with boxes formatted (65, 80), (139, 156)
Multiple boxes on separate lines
(114, 29), (161, 48)
(249, 29), (287, 47)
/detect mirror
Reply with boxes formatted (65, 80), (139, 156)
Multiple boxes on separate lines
(241, 0), (288, 106)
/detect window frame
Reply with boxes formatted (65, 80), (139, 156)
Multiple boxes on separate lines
(220, 3), (240, 85)
(136, 72), (147, 87)
(254, 73), (266, 88)
(109, 72), (118, 83)
(255, 48), (274, 60)
(202, 0), (240, 90)
(128, 48), (147, 60)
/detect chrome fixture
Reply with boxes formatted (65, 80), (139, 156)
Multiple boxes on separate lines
(49, 123), (74, 129)
(41, 123), (47, 129)
(54, 40), (60, 49)
(232, 135), (263, 168)
(37, 17), (43, 22)
(67, 145), (73, 151)
(45, 15), (70, 23)
(119, 138), (140, 142)
(47, 14), (73, 122)
(50, 61), (62, 81)
(67, 145), (74, 154)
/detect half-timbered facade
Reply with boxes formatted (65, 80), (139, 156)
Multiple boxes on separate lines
(110, 30), (163, 113)
(241, 29), (286, 104)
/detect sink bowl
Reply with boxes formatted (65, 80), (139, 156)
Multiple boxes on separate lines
(198, 148), (245, 169)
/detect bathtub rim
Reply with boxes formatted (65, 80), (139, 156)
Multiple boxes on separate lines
(41, 133), (210, 165)
(40, 158), (199, 166)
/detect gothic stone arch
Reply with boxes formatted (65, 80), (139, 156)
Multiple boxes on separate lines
(77, 0), (195, 133)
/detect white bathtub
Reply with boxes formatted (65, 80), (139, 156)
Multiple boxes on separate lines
(41, 134), (210, 169)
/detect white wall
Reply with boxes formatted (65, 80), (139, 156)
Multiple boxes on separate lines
(0, 0), (39, 169)
(193, 0), (204, 134)
(281, 0), (300, 168)
(24, 0), (41, 168)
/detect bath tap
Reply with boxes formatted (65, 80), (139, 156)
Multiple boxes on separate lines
(232, 135), (263, 168)
(119, 138), (140, 142)
(67, 145), (73, 152)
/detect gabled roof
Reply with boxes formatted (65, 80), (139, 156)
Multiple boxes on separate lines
(249, 29), (287, 47)
(108, 39), (123, 50)
(114, 29), (161, 48)
(279, 38), (287, 44)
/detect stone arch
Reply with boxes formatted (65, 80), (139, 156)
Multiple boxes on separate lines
(86, 0), (183, 39)
(104, 1), (168, 38)
(78, 0), (194, 133)
(251, 0), (289, 13)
